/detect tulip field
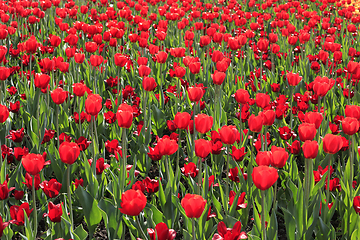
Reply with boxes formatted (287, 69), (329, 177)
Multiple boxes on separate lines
(2, 0), (360, 239)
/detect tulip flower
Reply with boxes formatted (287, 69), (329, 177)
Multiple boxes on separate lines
(342, 117), (359, 135)
(298, 123), (317, 142)
(119, 189), (147, 216)
(181, 194), (207, 218)
(195, 114), (213, 133)
(116, 103), (133, 129)
(85, 94), (103, 116)
(43, 202), (62, 222)
(10, 203), (33, 226)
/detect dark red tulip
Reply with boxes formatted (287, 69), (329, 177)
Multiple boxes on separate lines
(85, 94), (102, 116)
(174, 112), (191, 130)
(248, 114), (263, 133)
(0, 216), (9, 237)
(229, 191), (247, 210)
(270, 146), (289, 168)
(287, 72), (302, 86)
(252, 165), (278, 190)
(44, 202), (62, 222)
(59, 142), (80, 165)
(22, 153), (45, 176)
(298, 123), (317, 142)
(234, 89), (250, 104)
(181, 194), (206, 218)
(188, 87), (204, 102)
(181, 162), (199, 178)
(342, 117), (359, 135)
(195, 139), (212, 158)
(143, 177), (159, 194)
(0, 180), (14, 200)
(23, 173), (41, 190)
(354, 196), (360, 215)
(219, 125), (237, 145)
(119, 189), (147, 216)
(195, 114), (213, 133)
(88, 158), (110, 175)
(323, 134), (343, 154)
(256, 151), (272, 166)
(0, 105), (9, 123)
(40, 179), (62, 198)
(142, 77), (157, 92)
(116, 103), (133, 128)
(10, 203), (33, 226)
(302, 140), (318, 159)
(212, 221), (247, 240)
(51, 87), (68, 105)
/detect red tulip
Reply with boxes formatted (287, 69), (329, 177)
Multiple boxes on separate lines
(323, 134), (343, 154)
(85, 41), (97, 53)
(231, 146), (246, 162)
(0, 180), (14, 200)
(116, 103), (133, 129)
(0, 67), (10, 81)
(345, 105), (360, 120)
(44, 202), (62, 222)
(0, 215), (9, 237)
(255, 93), (270, 109)
(9, 203), (33, 226)
(257, 38), (269, 52)
(313, 76), (334, 97)
(0, 105), (9, 123)
(255, 151), (272, 166)
(181, 162), (199, 178)
(147, 222), (176, 240)
(85, 94), (102, 116)
(354, 196), (360, 215)
(195, 139), (212, 158)
(40, 179), (62, 198)
(219, 125), (237, 145)
(212, 71), (226, 85)
(138, 65), (151, 77)
(270, 146), (289, 168)
(229, 191), (247, 210)
(157, 137), (178, 156)
(302, 140), (318, 159)
(304, 112), (323, 129)
(174, 112), (191, 130)
(89, 55), (103, 67)
(51, 87), (68, 105)
(234, 89), (250, 104)
(248, 114), (263, 133)
(155, 51), (168, 63)
(114, 53), (127, 67)
(252, 165), (278, 190)
(59, 142), (80, 165)
(298, 123), (317, 142)
(181, 194), (207, 218)
(212, 221), (247, 240)
(342, 117), (359, 135)
(74, 53), (85, 63)
(287, 72), (302, 86)
(262, 110), (275, 126)
(188, 87), (204, 102)
(24, 36), (38, 54)
(119, 189), (147, 216)
(195, 114), (213, 133)
(34, 74), (50, 89)
(142, 77), (157, 92)
(72, 82), (87, 97)
(22, 153), (45, 176)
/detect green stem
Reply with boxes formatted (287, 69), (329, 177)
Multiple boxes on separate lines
(289, 86), (293, 130)
(136, 216), (148, 240)
(56, 105), (60, 148)
(192, 218), (196, 240)
(121, 128), (127, 195)
(32, 176), (37, 239)
(77, 97), (82, 137)
(176, 130), (181, 174)
(198, 157), (202, 195)
(165, 155), (171, 182)
(67, 165), (74, 228)
(273, 173), (277, 212)
(326, 154), (331, 210)
(226, 144), (230, 199)
(261, 190), (267, 240)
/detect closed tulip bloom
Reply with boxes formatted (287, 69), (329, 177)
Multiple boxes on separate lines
(157, 137), (178, 156)
(89, 55), (103, 67)
(45, 202), (62, 222)
(0, 67), (10, 81)
(262, 110), (275, 126)
(287, 72), (302, 86)
(212, 71), (226, 85)
(345, 105), (360, 120)
(155, 51), (168, 63)
(114, 53), (127, 67)
(195, 114), (213, 133)
(59, 142), (80, 165)
(116, 103), (133, 129)
(142, 77), (157, 92)
(85, 94), (102, 116)
(304, 112), (323, 129)
(181, 194), (207, 218)
(234, 89), (250, 104)
(342, 117), (359, 135)
(248, 114), (263, 133)
(188, 87), (204, 102)
(148, 222), (176, 240)
(354, 196), (360, 214)
(74, 53), (85, 64)
(25, 36), (38, 53)
(119, 189), (147, 216)
(0, 105), (9, 123)
(256, 151), (272, 166)
(257, 38), (269, 52)
(219, 125), (237, 145)
(174, 112), (191, 130)
(302, 140), (318, 159)
(270, 147), (289, 168)
(51, 87), (68, 105)
(298, 123), (317, 142)
(138, 65), (151, 77)
(22, 154), (45, 176)
(195, 139), (212, 158)
(313, 76), (334, 97)
(72, 82), (87, 97)
(34, 74), (50, 89)
(323, 134), (343, 154)
(255, 93), (270, 109)
(252, 165), (278, 191)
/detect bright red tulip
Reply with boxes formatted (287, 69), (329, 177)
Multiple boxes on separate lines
(188, 87), (204, 102)
(256, 151), (272, 166)
(116, 103), (133, 129)
(51, 88), (68, 105)
(0, 67), (10, 81)
(342, 117), (359, 135)
(298, 123), (317, 142)
(248, 114), (263, 133)
(219, 125), (237, 145)
(85, 94), (102, 116)
(252, 165), (278, 190)
(262, 110), (275, 126)
(59, 142), (80, 165)
(181, 194), (207, 218)
(142, 77), (157, 92)
(44, 202), (62, 222)
(174, 112), (191, 130)
(302, 140), (318, 159)
(0, 105), (9, 123)
(114, 53), (127, 67)
(234, 89), (250, 104)
(255, 93), (270, 109)
(195, 139), (212, 158)
(354, 196), (360, 215)
(22, 153), (45, 176)
(89, 55), (103, 67)
(212, 71), (226, 85)
(119, 189), (147, 216)
(270, 146), (289, 168)
(195, 114), (213, 133)
(345, 105), (360, 120)
(287, 72), (302, 86)
(157, 137), (178, 156)
(147, 222), (176, 240)
(10, 203), (33, 226)
(40, 179), (62, 198)
(304, 112), (323, 129)
(72, 82), (87, 97)
(34, 74), (50, 89)
(323, 134), (343, 154)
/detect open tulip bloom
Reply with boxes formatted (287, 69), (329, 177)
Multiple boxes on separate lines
(1, 0), (360, 239)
